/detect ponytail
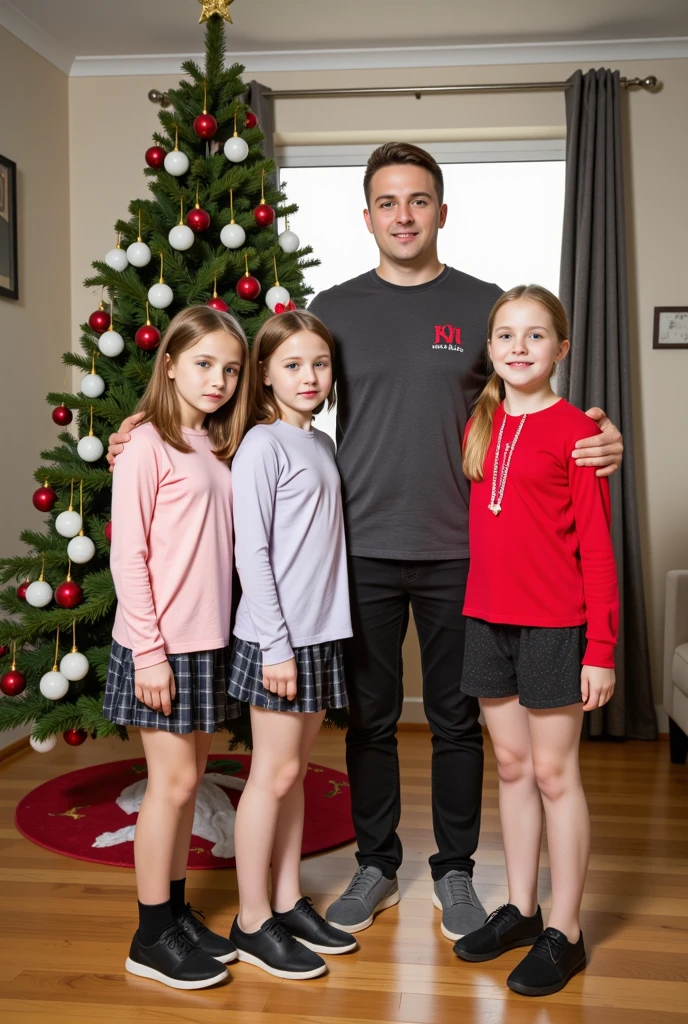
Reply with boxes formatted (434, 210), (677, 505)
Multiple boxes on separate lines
(462, 371), (503, 482)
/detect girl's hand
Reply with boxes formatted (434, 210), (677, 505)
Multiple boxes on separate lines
(581, 665), (615, 710)
(263, 657), (298, 701)
(135, 660), (176, 716)
(107, 411), (146, 472)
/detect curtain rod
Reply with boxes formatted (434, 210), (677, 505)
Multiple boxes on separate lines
(261, 76), (658, 100)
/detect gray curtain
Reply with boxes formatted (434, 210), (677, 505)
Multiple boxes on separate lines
(559, 68), (656, 740)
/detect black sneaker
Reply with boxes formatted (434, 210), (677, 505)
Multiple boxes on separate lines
(454, 903), (543, 962)
(175, 902), (237, 963)
(274, 897), (358, 954)
(125, 924), (228, 990)
(507, 927), (587, 996)
(230, 915), (327, 979)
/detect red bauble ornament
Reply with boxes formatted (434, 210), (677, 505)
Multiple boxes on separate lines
(17, 580), (30, 600)
(52, 405), (73, 426)
(273, 301), (297, 315)
(55, 579), (83, 609)
(63, 727), (88, 746)
(254, 202), (275, 227)
(187, 206), (211, 233)
(88, 308), (111, 334)
(33, 484), (57, 512)
(104, 521), (112, 543)
(193, 112), (217, 139)
(0, 645), (8, 658)
(0, 670), (26, 697)
(245, 111), (258, 129)
(207, 296), (229, 312)
(236, 274), (261, 301)
(135, 323), (161, 351)
(145, 146), (167, 169)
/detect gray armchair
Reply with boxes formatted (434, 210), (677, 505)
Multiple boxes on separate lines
(664, 570), (688, 764)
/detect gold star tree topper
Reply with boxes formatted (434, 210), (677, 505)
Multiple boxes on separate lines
(198, 0), (235, 23)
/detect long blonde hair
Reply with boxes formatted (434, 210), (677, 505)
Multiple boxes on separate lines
(462, 285), (569, 482)
(138, 305), (251, 461)
(250, 309), (336, 424)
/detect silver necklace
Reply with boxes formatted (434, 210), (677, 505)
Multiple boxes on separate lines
(488, 413), (527, 515)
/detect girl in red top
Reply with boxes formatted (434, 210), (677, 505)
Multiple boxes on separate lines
(455, 285), (618, 998)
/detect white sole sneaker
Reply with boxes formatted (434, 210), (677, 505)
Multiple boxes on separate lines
(125, 957), (228, 990)
(235, 948), (327, 980)
(214, 949), (239, 963)
(326, 889), (401, 934)
(296, 935), (358, 954)
(432, 891), (464, 941)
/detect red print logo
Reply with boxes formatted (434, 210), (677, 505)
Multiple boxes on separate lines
(433, 324), (463, 351)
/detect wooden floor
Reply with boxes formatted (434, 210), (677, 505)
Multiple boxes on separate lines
(0, 728), (686, 1024)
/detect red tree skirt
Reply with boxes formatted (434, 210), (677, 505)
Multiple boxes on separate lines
(14, 754), (354, 869)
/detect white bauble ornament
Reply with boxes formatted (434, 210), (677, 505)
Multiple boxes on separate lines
(126, 240), (151, 267)
(266, 285), (290, 312)
(164, 150), (189, 176)
(55, 510), (82, 538)
(104, 247), (129, 272)
(81, 373), (105, 399)
(224, 136), (249, 163)
(39, 670), (69, 700)
(98, 330), (125, 358)
(30, 734), (57, 754)
(168, 224), (195, 251)
(25, 580), (53, 607)
(278, 229), (300, 254)
(78, 435), (104, 462)
(221, 222), (246, 249)
(67, 535), (96, 564)
(60, 651), (89, 682)
(148, 283), (173, 309)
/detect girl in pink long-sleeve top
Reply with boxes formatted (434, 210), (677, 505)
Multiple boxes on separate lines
(104, 306), (250, 991)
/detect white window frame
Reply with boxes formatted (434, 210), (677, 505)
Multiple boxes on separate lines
(276, 138), (566, 171)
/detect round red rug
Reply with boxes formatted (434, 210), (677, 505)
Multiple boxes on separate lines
(15, 754), (354, 869)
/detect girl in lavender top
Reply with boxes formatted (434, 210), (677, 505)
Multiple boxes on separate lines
(228, 310), (356, 978)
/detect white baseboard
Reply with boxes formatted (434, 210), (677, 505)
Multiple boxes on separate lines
(401, 698), (670, 735)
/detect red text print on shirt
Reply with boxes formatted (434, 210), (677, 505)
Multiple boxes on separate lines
(433, 325), (463, 351)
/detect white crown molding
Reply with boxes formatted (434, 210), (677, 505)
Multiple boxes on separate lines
(0, 0), (73, 75)
(69, 36), (688, 78)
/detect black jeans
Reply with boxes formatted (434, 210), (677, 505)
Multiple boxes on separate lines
(344, 556), (483, 881)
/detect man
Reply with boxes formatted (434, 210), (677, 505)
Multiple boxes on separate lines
(108, 142), (623, 942)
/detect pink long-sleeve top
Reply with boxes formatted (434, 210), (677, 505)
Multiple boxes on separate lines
(110, 421), (233, 670)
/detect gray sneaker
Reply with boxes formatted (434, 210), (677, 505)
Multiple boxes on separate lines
(325, 866), (400, 934)
(432, 870), (486, 940)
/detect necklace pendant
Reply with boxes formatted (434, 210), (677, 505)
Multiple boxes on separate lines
(488, 503), (501, 516)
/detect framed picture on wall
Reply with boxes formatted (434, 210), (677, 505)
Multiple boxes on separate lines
(653, 307), (688, 350)
(0, 153), (18, 301)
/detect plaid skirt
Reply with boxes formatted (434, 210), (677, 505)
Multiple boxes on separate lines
(228, 637), (348, 713)
(103, 640), (241, 734)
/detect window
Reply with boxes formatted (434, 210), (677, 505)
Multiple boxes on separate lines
(277, 140), (566, 436)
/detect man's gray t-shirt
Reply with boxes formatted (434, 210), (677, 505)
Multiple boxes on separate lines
(309, 266), (502, 561)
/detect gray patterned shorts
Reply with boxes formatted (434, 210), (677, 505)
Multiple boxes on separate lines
(460, 618), (586, 709)
(228, 637), (348, 713)
(104, 640), (241, 733)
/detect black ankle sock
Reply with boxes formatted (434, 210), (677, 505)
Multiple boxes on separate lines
(138, 899), (175, 946)
(170, 877), (187, 917)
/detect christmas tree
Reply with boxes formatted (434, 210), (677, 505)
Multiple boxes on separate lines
(0, 12), (321, 752)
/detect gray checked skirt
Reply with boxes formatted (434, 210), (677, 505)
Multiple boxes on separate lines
(228, 637), (348, 713)
(103, 640), (241, 734)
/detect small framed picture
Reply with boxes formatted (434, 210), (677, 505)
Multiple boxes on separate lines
(653, 307), (688, 350)
(0, 153), (18, 301)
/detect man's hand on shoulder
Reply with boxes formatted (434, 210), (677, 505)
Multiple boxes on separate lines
(573, 407), (623, 478)
(107, 411), (146, 472)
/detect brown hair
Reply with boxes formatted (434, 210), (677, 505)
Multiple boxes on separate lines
(137, 305), (251, 461)
(363, 142), (444, 207)
(251, 309), (336, 424)
(462, 284), (570, 482)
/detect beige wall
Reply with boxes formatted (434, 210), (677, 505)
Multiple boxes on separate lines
(68, 57), (688, 707)
(0, 28), (70, 556)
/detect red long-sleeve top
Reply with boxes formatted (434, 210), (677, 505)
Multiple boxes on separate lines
(463, 399), (619, 668)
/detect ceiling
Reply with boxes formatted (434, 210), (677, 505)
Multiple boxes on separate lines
(1, 0), (687, 75)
